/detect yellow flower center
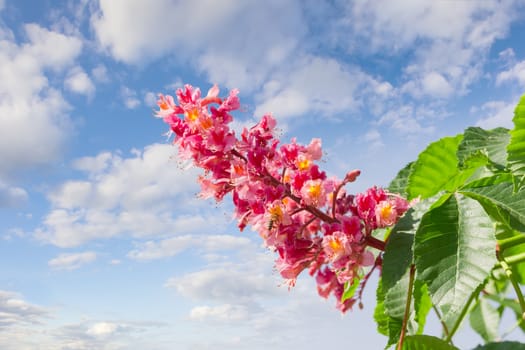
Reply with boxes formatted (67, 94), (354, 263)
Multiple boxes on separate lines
(308, 183), (322, 198)
(185, 108), (199, 122)
(379, 203), (394, 220)
(159, 101), (169, 110)
(329, 239), (342, 252)
(297, 158), (311, 171)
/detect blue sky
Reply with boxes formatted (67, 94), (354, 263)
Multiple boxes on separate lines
(1, 0), (525, 349)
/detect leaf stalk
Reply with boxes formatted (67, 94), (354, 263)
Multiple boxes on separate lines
(397, 264), (416, 350)
(499, 257), (525, 319)
(498, 234), (525, 252)
(445, 286), (479, 343)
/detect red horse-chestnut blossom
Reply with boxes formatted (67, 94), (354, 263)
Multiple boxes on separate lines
(157, 84), (410, 312)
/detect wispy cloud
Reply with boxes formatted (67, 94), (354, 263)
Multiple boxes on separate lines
(48, 251), (97, 270)
(128, 234), (252, 261)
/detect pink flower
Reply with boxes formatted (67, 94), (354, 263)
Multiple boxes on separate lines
(375, 200), (398, 227)
(322, 231), (352, 263)
(300, 179), (327, 207)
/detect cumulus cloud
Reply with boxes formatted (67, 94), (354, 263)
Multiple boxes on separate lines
(90, 0), (304, 92)
(64, 66), (95, 97)
(167, 267), (281, 302)
(0, 320), (165, 350)
(0, 23), (81, 180)
(340, 0), (521, 98)
(91, 0), (240, 64)
(35, 144), (229, 247)
(254, 55), (373, 120)
(48, 251), (97, 270)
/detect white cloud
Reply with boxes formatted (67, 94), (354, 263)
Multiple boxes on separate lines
(420, 71), (453, 98)
(189, 304), (250, 322)
(91, 0), (240, 64)
(91, 0), (304, 92)
(166, 265), (282, 303)
(0, 290), (48, 327)
(0, 182), (27, 208)
(0, 24), (81, 180)
(475, 100), (516, 129)
(496, 60), (525, 87)
(85, 322), (118, 338)
(121, 86), (140, 109)
(127, 234), (252, 261)
(64, 66), (95, 97)
(341, 0), (520, 98)
(144, 91), (157, 107)
(23, 24), (83, 70)
(91, 64), (109, 83)
(376, 103), (436, 135)
(363, 129), (384, 150)
(72, 151), (113, 174)
(254, 56), (369, 120)
(35, 144), (229, 247)
(25, 319), (167, 350)
(48, 251), (97, 270)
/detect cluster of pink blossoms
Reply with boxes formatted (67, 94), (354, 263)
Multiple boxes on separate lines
(157, 84), (410, 312)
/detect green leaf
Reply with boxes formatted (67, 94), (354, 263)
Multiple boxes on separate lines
(383, 220), (415, 292)
(460, 181), (525, 228)
(462, 173), (513, 190)
(472, 342), (525, 350)
(383, 197), (438, 293)
(507, 94), (525, 187)
(389, 162), (414, 197)
(375, 277), (403, 348)
(414, 193), (497, 327)
(375, 277), (389, 337)
(382, 199), (437, 339)
(413, 280), (432, 335)
(408, 134), (476, 200)
(384, 268), (412, 319)
(457, 127), (510, 170)
(469, 298), (500, 342)
(341, 276), (360, 302)
(401, 335), (459, 350)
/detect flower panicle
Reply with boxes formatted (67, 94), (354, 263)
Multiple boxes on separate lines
(157, 84), (411, 312)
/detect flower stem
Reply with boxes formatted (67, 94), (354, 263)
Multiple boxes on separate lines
(397, 264), (416, 350)
(366, 235), (386, 251)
